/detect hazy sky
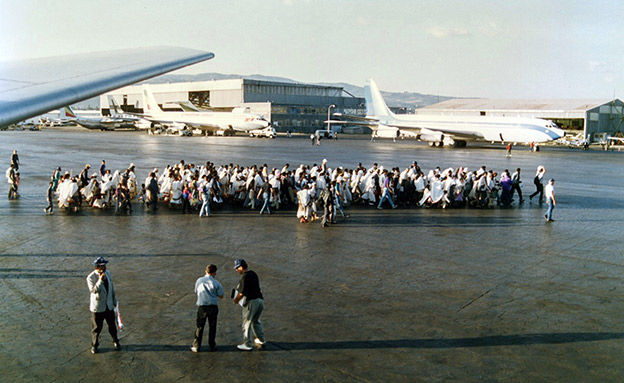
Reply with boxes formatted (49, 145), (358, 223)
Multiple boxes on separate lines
(1, 0), (622, 99)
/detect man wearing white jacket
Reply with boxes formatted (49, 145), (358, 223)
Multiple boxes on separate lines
(87, 257), (120, 354)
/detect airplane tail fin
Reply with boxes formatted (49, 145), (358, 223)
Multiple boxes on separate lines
(60, 106), (76, 120)
(141, 85), (163, 114)
(366, 79), (395, 119)
(108, 96), (124, 115)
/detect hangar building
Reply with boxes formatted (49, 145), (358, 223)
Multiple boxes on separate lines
(418, 98), (624, 142)
(102, 79), (364, 134)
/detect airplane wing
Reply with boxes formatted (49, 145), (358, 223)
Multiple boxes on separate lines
(332, 113), (379, 123)
(0, 46), (214, 127)
(387, 122), (484, 141)
(326, 113), (379, 127)
(329, 113), (480, 140)
(324, 119), (378, 127)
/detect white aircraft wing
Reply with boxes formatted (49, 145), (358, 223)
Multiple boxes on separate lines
(326, 113), (379, 127)
(0, 46), (214, 127)
(385, 122), (484, 141)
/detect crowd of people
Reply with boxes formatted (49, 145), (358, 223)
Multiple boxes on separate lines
(37, 157), (552, 223)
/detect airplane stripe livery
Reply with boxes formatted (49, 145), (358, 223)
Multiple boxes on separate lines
(0, 46), (214, 127)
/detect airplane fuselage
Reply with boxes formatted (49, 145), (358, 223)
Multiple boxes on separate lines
(144, 110), (270, 132)
(366, 79), (564, 145)
(380, 113), (564, 143)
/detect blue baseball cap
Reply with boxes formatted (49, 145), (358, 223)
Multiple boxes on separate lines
(94, 257), (109, 266)
(234, 259), (248, 269)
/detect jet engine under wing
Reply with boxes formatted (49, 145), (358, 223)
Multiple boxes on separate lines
(0, 46), (215, 127)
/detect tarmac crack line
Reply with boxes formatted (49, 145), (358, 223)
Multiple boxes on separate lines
(4, 279), (44, 309)
(457, 289), (492, 313)
(57, 349), (87, 368)
(227, 227), (253, 260)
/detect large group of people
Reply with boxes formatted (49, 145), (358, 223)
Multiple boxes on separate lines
(44, 162), (139, 214)
(36, 157), (553, 223)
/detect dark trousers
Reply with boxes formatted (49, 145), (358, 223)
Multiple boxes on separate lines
(530, 183), (543, 201)
(91, 309), (118, 348)
(193, 305), (218, 350)
(181, 198), (190, 213)
(511, 183), (523, 201)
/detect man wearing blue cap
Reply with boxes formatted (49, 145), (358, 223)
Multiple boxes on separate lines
(87, 257), (120, 354)
(233, 259), (266, 350)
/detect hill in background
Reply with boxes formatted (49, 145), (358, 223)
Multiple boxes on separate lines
(72, 73), (455, 110)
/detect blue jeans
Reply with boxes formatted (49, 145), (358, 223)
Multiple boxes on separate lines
(545, 197), (554, 220)
(199, 192), (210, 216)
(335, 197), (346, 217)
(260, 192), (270, 214)
(377, 189), (395, 208)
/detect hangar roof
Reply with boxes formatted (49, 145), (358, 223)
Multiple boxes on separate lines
(420, 99), (619, 112)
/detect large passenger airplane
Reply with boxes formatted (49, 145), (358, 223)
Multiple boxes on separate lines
(0, 46), (214, 128)
(59, 105), (141, 131)
(332, 79), (565, 147)
(139, 85), (272, 134)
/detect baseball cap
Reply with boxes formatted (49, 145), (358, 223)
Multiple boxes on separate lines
(94, 257), (109, 266)
(234, 259), (248, 269)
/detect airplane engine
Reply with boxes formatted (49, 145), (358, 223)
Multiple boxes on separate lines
(418, 128), (444, 146)
(443, 136), (456, 147)
(134, 120), (153, 130)
(375, 124), (400, 138)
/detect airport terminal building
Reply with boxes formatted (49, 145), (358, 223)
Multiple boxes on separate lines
(418, 98), (624, 141)
(102, 79), (365, 134)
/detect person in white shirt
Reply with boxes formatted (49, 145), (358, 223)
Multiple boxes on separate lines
(544, 179), (556, 222)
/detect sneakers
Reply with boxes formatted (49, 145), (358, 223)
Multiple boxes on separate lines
(544, 215), (548, 221)
(376, 206), (382, 210)
(113, 341), (121, 351)
(190, 346), (199, 353)
(254, 338), (266, 346)
(392, 205), (398, 209)
(91, 347), (97, 354)
(237, 343), (253, 351)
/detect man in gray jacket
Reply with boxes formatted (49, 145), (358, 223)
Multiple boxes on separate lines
(87, 257), (120, 354)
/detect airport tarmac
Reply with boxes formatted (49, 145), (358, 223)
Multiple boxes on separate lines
(1, 127), (624, 382)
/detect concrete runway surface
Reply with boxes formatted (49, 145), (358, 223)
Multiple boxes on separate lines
(1, 127), (624, 382)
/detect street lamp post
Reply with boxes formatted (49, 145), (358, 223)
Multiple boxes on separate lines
(327, 104), (336, 132)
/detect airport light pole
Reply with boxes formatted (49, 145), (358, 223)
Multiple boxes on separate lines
(327, 104), (335, 132)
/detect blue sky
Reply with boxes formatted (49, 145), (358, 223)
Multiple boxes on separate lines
(1, 0), (622, 99)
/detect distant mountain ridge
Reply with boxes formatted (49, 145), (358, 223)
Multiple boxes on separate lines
(73, 73), (456, 110)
